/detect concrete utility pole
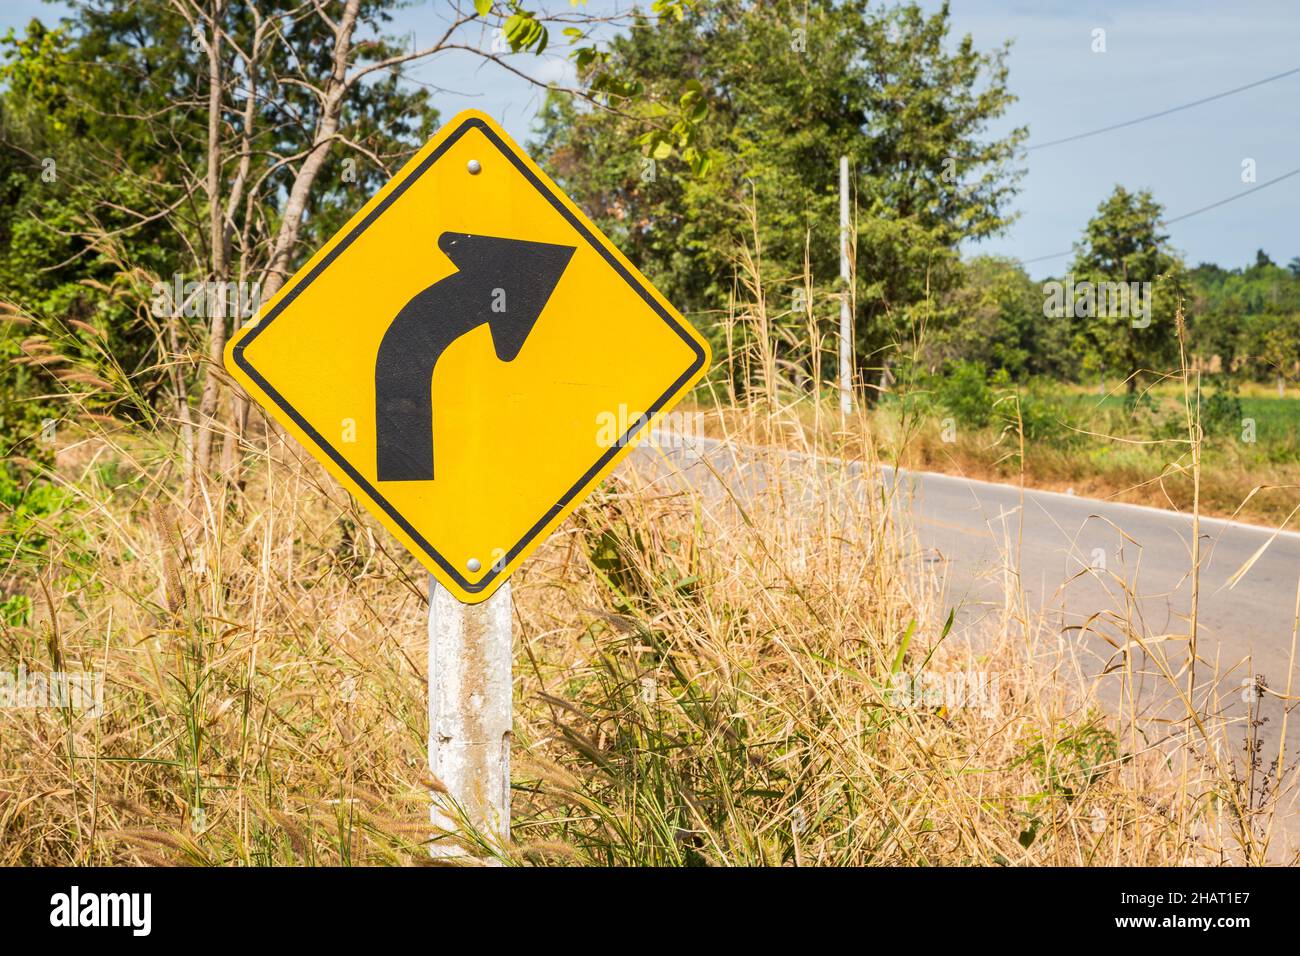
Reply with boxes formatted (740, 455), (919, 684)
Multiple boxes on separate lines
(839, 155), (853, 415)
(427, 577), (512, 859)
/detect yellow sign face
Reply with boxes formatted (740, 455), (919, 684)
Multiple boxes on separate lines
(226, 111), (709, 604)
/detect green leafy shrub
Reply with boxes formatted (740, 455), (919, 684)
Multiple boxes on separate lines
(1014, 390), (1080, 447)
(0, 462), (74, 567)
(1201, 388), (1244, 438)
(935, 360), (995, 428)
(0, 593), (32, 628)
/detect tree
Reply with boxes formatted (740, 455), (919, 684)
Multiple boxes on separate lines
(1185, 254), (1300, 378)
(2, 1), (443, 485)
(1, 0), (686, 490)
(1245, 312), (1300, 396)
(535, 0), (1025, 394)
(1068, 186), (1184, 394)
(926, 256), (1048, 379)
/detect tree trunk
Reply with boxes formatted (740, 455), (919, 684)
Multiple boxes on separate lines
(194, 0), (227, 482)
(217, 13), (269, 486)
(262, 0), (362, 302)
(219, 0), (361, 487)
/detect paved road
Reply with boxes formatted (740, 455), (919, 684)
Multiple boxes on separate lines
(887, 465), (1298, 765)
(630, 434), (1300, 818)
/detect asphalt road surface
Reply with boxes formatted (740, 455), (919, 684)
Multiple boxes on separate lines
(630, 434), (1300, 823)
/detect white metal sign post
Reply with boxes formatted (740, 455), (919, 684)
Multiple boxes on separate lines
(427, 578), (512, 859)
(839, 154), (854, 415)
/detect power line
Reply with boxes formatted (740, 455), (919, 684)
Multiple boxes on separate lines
(1013, 163), (1300, 266)
(1027, 64), (1300, 151)
(1164, 164), (1300, 224)
(1018, 247), (1074, 266)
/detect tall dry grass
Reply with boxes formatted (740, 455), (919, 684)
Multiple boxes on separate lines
(1, 218), (1294, 865)
(3, 411), (1275, 865)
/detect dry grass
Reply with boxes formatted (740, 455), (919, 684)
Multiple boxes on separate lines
(2, 390), (1291, 864)
(867, 410), (1300, 529)
(2, 215), (1294, 866)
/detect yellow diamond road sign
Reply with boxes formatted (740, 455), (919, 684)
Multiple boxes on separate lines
(226, 110), (710, 604)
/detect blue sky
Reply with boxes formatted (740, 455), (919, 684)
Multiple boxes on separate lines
(3, 1), (1297, 277)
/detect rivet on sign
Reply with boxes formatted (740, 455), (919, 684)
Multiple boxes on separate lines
(467, 159), (482, 175)
(466, 557), (482, 572)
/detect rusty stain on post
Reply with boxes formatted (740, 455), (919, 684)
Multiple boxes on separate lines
(428, 575), (512, 859)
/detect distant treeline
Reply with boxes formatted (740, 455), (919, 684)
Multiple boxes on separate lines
(925, 248), (1300, 393)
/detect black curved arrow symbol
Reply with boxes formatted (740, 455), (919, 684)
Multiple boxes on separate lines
(375, 232), (576, 482)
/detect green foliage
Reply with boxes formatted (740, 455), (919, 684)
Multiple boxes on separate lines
(1245, 312), (1300, 385)
(503, 8), (549, 54)
(931, 208), (1298, 395)
(0, 461), (75, 568)
(929, 255), (1073, 380)
(1201, 387), (1244, 438)
(0, 322), (57, 459)
(1065, 186), (1185, 394)
(921, 360), (1078, 446)
(536, 0), (1025, 369)
(1016, 715), (1120, 803)
(1014, 388), (1080, 446)
(0, 2), (442, 467)
(935, 360), (996, 428)
(1041, 247), (1300, 395)
(0, 593), (32, 628)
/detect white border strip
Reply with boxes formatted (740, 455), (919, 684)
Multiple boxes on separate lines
(648, 430), (1300, 544)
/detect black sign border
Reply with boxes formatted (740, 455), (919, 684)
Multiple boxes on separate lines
(231, 116), (708, 596)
